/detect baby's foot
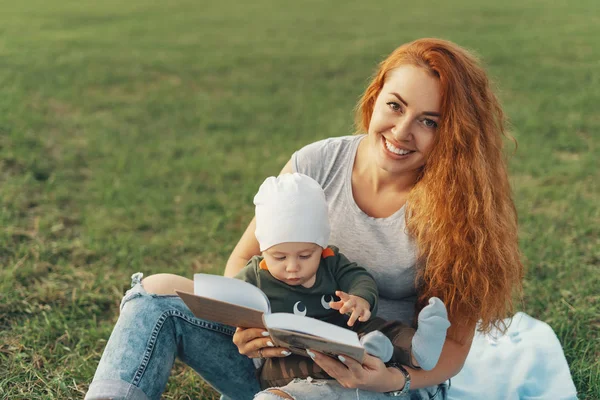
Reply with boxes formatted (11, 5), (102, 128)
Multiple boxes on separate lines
(360, 330), (393, 363)
(412, 297), (450, 370)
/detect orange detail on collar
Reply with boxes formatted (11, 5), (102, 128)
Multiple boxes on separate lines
(259, 259), (269, 270)
(321, 247), (335, 258)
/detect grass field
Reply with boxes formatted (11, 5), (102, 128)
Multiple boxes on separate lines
(1, 0), (598, 398)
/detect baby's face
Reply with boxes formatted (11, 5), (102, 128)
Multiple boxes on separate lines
(262, 242), (322, 288)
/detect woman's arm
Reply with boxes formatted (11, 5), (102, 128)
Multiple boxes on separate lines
(223, 159), (294, 277)
(224, 217), (260, 277)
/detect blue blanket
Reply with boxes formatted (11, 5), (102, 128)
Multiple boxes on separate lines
(448, 312), (578, 399)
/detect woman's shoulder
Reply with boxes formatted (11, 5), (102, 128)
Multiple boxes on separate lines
(297, 135), (362, 154)
(292, 135), (363, 186)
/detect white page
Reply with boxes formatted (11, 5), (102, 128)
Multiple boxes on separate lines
(264, 313), (361, 347)
(193, 273), (270, 313)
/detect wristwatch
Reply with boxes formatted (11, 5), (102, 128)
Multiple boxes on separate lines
(385, 362), (411, 396)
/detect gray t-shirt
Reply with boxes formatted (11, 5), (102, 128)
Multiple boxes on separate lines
(292, 134), (418, 325)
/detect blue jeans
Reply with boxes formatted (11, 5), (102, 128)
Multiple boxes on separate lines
(255, 378), (448, 399)
(86, 274), (448, 400)
(86, 274), (261, 400)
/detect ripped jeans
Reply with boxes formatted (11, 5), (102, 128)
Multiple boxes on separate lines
(86, 273), (448, 400)
(85, 273), (261, 400)
(255, 378), (448, 400)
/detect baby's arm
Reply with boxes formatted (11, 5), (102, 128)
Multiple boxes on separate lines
(326, 247), (379, 317)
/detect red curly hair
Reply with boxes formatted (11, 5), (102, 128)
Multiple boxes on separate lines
(356, 38), (523, 337)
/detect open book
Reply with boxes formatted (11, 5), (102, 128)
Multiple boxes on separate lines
(176, 273), (365, 362)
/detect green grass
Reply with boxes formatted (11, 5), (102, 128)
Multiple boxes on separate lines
(0, 0), (598, 398)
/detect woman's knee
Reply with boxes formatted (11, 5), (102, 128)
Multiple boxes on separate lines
(142, 273), (194, 295)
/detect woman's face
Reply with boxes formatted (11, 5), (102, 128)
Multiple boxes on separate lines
(367, 65), (441, 176)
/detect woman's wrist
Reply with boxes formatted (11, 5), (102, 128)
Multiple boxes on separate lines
(385, 366), (407, 392)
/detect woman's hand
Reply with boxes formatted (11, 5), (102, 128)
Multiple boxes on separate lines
(329, 291), (372, 327)
(232, 327), (291, 358)
(309, 351), (403, 392)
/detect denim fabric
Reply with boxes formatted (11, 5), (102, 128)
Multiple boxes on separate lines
(85, 275), (261, 400)
(254, 378), (448, 400)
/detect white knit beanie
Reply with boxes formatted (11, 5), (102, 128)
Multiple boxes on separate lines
(254, 173), (330, 251)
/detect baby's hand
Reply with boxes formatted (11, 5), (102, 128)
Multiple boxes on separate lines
(329, 290), (372, 327)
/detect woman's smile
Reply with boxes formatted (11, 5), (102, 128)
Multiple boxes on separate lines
(382, 136), (415, 158)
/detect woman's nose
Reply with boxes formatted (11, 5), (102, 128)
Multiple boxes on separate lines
(391, 118), (413, 142)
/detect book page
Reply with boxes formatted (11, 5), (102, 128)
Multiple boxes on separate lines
(268, 328), (365, 362)
(177, 291), (266, 329)
(193, 273), (270, 313)
(263, 313), (361, 346)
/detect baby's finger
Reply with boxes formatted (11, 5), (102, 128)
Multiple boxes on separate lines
(335, 290), (350, 300)
(339, 299), (355, 315)
(329, 300), (344, 310)
(358, 309), (371, 322)
(347, 309), (360, 327)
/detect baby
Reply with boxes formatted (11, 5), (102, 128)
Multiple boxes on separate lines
(235, 173), (450, 393)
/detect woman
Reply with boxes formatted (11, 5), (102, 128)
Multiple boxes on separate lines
(86, 38), (523, 400)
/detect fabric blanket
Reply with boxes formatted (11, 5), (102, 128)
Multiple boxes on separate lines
(448, 312), (578, 400)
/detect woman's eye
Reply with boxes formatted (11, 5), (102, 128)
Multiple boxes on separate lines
(386, 102), (401, 112)
(423, 119), (438, 129)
